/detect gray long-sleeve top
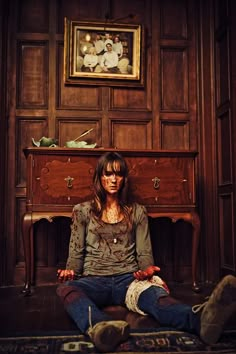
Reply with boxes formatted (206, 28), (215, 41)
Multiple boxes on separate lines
(66, 201), (154, 277)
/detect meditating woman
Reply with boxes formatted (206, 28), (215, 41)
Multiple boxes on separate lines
(57, 151), (236, 353)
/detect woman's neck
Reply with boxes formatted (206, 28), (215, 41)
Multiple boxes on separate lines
(105, 194), (119, 207)
(102, 196), (123, 224)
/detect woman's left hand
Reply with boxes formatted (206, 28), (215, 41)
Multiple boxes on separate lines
(133, 265), (160, 281)
(57, 269), (75, 282)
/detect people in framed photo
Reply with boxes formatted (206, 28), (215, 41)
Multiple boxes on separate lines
(64, 19), (144, 86)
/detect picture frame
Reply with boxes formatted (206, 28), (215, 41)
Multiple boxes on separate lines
(64, 18), (144, 87)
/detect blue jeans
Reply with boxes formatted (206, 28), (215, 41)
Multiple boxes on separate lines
(56, 273), (200, 334)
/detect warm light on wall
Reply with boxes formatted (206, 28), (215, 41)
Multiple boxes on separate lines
(85, 33), (91, 41)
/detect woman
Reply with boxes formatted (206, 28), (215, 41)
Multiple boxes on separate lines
(82, 46), (98, 72)
(113, 35), (123, 58)
(57, 151), (236, 353)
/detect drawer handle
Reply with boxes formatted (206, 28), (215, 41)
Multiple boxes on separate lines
(152, 176), (160, 189)
(64, 176), (74, 189)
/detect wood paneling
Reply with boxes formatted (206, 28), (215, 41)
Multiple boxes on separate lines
(57, 44), (102, 109)
(161, 121), (189, 149)
(215, 0), (236, 275)
(111, 88), (151, 110)
(217, 111), (232, 185)
(57, 0), (107, 33)
(216, 32), (230, 107)
(56, 118), (101, 147)
(160, 48), (188, 111)
(157, 0), (196, 151)
(17, 42), (49, 108)
(16, 118), (48, 186)
(111, 0), (148, 24)
(160, 0), (187, 39)
(18, 0), (49, 33)
(219, 194), (235, 270)
(110, 120), (152, 149)
(0, 0), (9, 284)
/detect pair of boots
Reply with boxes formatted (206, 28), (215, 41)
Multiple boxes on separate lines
(88, 275), (236, 353)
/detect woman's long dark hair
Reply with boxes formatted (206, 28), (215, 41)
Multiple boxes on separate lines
(91, 151), (132, 223)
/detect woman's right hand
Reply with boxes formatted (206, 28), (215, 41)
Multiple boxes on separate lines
(133, 265), (160, 281)
(57, 269), (75, 282)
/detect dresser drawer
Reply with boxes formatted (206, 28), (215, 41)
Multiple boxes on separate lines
(31, 155), (97, 205)
(126, 157), (195, 206)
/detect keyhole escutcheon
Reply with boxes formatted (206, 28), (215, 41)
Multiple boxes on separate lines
(65, 176), (74, 189)
(152, 176), (160, 189)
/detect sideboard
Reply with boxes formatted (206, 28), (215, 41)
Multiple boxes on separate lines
(22, 147), (200, 295)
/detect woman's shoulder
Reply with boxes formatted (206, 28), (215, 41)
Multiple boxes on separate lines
(72, 200), (93, 218)
(131, 202), (147, 218)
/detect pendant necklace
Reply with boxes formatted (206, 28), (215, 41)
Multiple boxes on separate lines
(103, 207), (121, 244)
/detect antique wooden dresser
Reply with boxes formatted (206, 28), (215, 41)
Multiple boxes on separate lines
(22, 148), (200, 295)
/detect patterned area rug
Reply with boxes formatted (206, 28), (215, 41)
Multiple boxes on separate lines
(0, 329), (236, 353)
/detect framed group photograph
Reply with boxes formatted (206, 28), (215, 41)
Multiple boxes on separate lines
(64, 19), (144, 87)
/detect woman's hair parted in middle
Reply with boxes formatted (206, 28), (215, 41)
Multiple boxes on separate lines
(91, 151), (131, 221)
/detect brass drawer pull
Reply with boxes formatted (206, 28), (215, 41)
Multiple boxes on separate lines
(152, 176), (160, 189)
(64, 176), (74, 189)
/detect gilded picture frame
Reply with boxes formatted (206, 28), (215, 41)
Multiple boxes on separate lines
(64, 18), (144, 87)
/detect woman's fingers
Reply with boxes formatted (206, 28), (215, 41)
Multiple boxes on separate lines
(145, 265), (161, 277)
(68, 270), (75, 280)
(57, 269), (75, 282)
(133, 265), (161, 281)
(152, 265), (161, 272)
(133, 270), (148, 280)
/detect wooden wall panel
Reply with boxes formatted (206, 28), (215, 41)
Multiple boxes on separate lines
(219, 194), (235, 270)
(216, 33), (230, 107)
(57, 44), (101, 109)
(158, 0), (196, 151)
(215, 0), (236, 275)
(217, 111), (232, 184)
(110, 119), (152, 149)
(160, 48), (188, 111)
(150, 218), (192, 282)
(57, 0), (107, 33)
(161, 121), (189, 149)
(56, 118), (101, 147)
(160, 0), (187, 39)
(111, 0), (148, 24)
(16, 118), (48, 186)
(18, 0), (49, 33)
(0, 0), (8, 285)
(214, 0), (228, 37)
(111, 88), (151, 110)
(17, 42), (49, 108)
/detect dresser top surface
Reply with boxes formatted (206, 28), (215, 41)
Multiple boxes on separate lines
(24, 147), (198, 158)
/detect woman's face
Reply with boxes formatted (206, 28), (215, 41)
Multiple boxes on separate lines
(101, 161), (124, 195)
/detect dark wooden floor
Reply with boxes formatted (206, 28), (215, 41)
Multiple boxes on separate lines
(0, 281), (235, 337)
